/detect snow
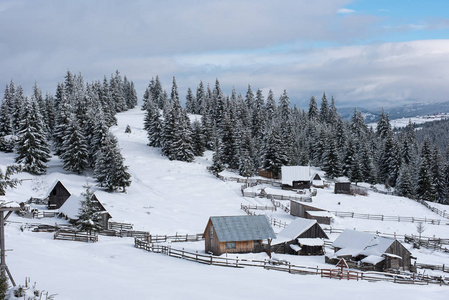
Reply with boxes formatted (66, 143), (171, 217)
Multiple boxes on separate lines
(368, 113), (449, 130)
(58, 195), (82, 219)
(281, 165), (310, 184)
(297, 238), (325, 246)
(361, 255), (385, 265)
(1, 108), (449, 299)
(271, 217), (317, 245)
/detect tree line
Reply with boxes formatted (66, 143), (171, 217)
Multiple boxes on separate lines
(143, 76), (449, 204)
(0, 70), (134, 192)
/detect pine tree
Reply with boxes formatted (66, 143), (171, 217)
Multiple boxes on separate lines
(0, 164), (22, 195)
(191, 120), (205, 156)
(376, 108), (391, 140)
(185, 87), (196, 114)
(416, 138), (436, 201)
(396, 164), (415, 198)
(15, 98), (51, 175)
(144, 100), (162, 147)
(196, 81), (206, 115)
(94, 133), (131, 192)
(208, 138), (225, 175)
(308, 96), (319, 121)
(319, 93), (329, 123)
(77, 182), (104, 233)
(60, 113), (89, 174)
(322, 133), (341, 179)
(262, 124), (288, 178)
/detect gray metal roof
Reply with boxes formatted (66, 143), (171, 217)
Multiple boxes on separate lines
(210, 215), (276, 242)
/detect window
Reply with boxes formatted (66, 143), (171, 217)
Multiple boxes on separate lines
(225, 242), (236, 249)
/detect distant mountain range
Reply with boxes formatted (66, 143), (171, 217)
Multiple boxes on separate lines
(338, 101), (449, 123)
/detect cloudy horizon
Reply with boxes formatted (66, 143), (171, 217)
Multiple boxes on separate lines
(1, 0), (449, 110)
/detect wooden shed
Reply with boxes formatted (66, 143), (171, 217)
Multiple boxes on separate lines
(290, 201), (332, 225)
(334, 181), (351, 194)
(271, 218), (328, 255)
(281, 166), (311, 190)
(203, 215), (276, 256)
(311, 173), (324, 188)
(46, 181), (71, 209)
(330, 230), (412, 271)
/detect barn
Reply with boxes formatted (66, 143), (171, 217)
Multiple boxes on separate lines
(271, 218), (328, 255)
(46, 181), (71, 209)
(281, 166), (311, 190)
(311, 173), (324, 188)
(59, 194), (112, 229)
(290, 201), (332, 225)
(334, 180), (351, 194)
(203, 215), (276, 256)
(330, 230), (412, 271)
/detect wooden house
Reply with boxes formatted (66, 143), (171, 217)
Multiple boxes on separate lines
(281, 166), (311, 190)
(203, 215), (276, 256)
(271, 217), (328, 255)
(290, 201), (332, 225)
(330, 230), (412, 271)
(59, 194), (112, 229)
(46, 181), (71, 209)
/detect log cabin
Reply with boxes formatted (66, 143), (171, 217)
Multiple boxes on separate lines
(46, 181), (71, 209)
(203, 215), (276, 256)
(271, 217), (328, 255)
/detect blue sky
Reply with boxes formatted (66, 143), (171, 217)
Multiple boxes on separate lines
(1, 0), (449, 109)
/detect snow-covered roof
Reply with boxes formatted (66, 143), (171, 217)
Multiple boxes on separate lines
(306, 210), (333, 217)
(209, 215), (276, 242)
(297, 238), (324, 246)
(290, 244), (301, 252)
(281, 166), (310, 185)
(271, 217), (317, 245)
(59, 195), (82, 219)
(332, 230), (397, 258)
(0, 195), (20, 210)
(361, 255), (384, 265)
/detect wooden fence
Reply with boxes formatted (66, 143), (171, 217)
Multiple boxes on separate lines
(218, 174), (282, 187)
(404, 235), (449, 253)
(270, 197), (290, 213)
(330, 211), (449, 225)
(108, 221), (134, 231)
(134, 238), (447, 286)
(242, 190), (312, 203)
(416, 263), (449, 273)
(54, 231), (98, 243)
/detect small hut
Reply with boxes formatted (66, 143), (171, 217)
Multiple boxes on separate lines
(334, 179), (351, 194)
(330, 230), (412, 271)
(59, 194), (112, 229)
(311, 173), (324, 188)
(203, 215), (276, 256)
(290, 201), (332, 225)
(281, 166), (311, 190)
(46, 181), (71, 209)
(271, 218), (328, 255)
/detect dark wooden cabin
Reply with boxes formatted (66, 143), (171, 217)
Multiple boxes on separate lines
(334, 181), (351, 194)
(203, 215), (276, 256)
(271, 218), (328, 255)
(290, 201), (332, 225)
(330, 230), (412, 271)
(46, 181), (71, 209)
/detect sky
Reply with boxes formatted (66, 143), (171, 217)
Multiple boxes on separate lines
(1, 0), (449, 109)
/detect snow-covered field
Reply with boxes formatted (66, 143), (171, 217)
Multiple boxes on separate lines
(368, 113), (449, 129)
(2, 108), (449, 299)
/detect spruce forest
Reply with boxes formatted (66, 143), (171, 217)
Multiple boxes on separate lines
(1, 72), (448, 204)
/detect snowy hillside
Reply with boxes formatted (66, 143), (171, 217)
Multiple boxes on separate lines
(2, 108), (449, 299)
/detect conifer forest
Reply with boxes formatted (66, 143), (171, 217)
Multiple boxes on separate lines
(1, 72), (448, 203)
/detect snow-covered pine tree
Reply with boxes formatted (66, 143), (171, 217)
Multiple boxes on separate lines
(169, 110), (195, 162)
(308, 96), (319, 121)
(319, 93), (329, 124)
(265, 89), (277, 127)
(196, 81), (206, 115)
(0, 164), (21, 195)
(185, 87), (196, 114)
(262, 124), (288, 178)
(396, 164), (415, 199)
(15, 98), (51, 175)
(110, 70), (127, 112)
(94, 133), (131, 192)
(376, 108), (391, 140)
(77, 182), (104, 233)
(208, 138), (225, 176)
(416, 138), (437, 201)
(431, 146), (446, 203)
(144, 99), (162, 147)
(60, 113), (89, 174)
(322, 133), (341, 179)
(191, 120), (205, 157)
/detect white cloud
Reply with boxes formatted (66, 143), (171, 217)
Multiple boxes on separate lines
(337, 8), (356, 14)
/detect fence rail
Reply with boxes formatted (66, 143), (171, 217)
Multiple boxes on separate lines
(54, 231), (98, 243)
(134, 238), (447, 286)
(108, 221), (134, 231)
(330, 211), (449, 225)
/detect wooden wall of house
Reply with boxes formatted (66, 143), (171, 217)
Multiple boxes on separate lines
(298, 223), (329, 239)
(258, 169), (279, 179)
(48, 182), (71, 209)
(385, 240), (412, 270)
(305, 212), (331, 225)
(290, 201), (326, 218)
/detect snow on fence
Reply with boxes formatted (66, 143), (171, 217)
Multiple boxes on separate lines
(134, 238), (447, 286)
(242, 190), (312, 203)
(217, 174), (282, 187)
(330, 211), (449, 225)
